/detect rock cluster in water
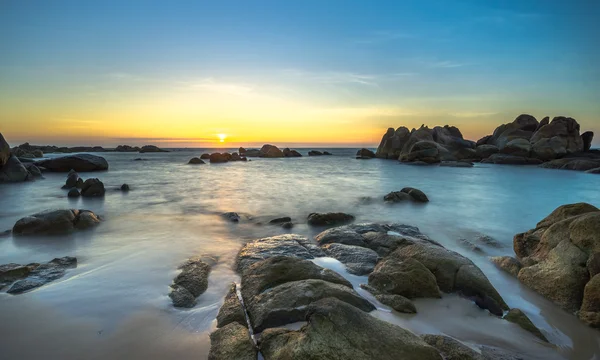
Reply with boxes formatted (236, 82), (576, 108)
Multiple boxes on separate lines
(9, 142), (168, 154)
(207, 224), (547, 359)
(492, 202), (600, 328)
(0, 256), (77, 294)
(0, 133), (43, 182)
(375, 114), (598, 172)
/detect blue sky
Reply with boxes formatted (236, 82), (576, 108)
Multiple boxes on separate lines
(0, 0), (598, 147)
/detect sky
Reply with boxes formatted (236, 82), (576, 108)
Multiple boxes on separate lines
(1, 0), (599, 148)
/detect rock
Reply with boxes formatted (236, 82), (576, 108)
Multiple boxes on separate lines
(588, 253), (600, 278)
(308, 150), (324, 156)
(23, 163), (42, 178)
(0, 155), (30, 182)
(500, 138), (531, 157)
(238, 147), (246, 154)
(210, 153), (229, 163)
(208, 322), (257, 360)
(476, 135), (493, 146)
(67, 188), (80, 198)
(280, 222), (293, 229)
(34, 154), (108, 172)
(504, 308), (548, 341)
(401, 187), (429, 202)
(0, 132), (10, 166)
(476, 144), (499, 159)
(236, 234), (324, 273)
(384, 188), (429, 203)
(259, 144), (284, 158)
(268, 216), (291, 224)
(307, 212), (355, 226)
(243, 149), (261, 157)
(169, 257), (213, 308)
(490, 256), (522, 277)
(422, 335), (484, 360)
(582, 131), (594, 152)
(579, 274), (600, 328)
(221, 212), (240, 222)
(216, 283), (246, 328)
(369, 257), (442, 299)
(529, 116), (584, 159)
(321, 243), (380, 275)
(115, 145), (140, 152)
(120, 183), (130, 191)
(259, 298), (442, 360)
(64, 172), (79, 188)
(139, 145), (168, 153)
(539, 158), (600, 171)
(375, 294), (417, 313)
(383, 191), (413, 203)
(511, 203), (600, 322)
(200, 153), (210, 159)
(7, 257), (77, 294)
(80, 178), (105, 197)
(586, 167), (600, 174)
(356, 148), (376, 159)
(188, 157), (205, 164)
(400, 140), (442, 164)
(481, 153), (542, 165)
(0, 263), (37, 289)
(283, 148), (302, 157)
(439, 161), (473, 167)
(323, 151), (332, 155)
(12, 209), (100, 235)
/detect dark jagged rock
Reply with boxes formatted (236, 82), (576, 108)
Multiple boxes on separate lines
(64, 172), (79, 188)
(216, 283), (246, 328)
(582, 131), (594, 151)
(238, 147), (246, 154)
(139, 145), (168, 153)
(208, 322), (257, 360)
(114, 145), (141, 152)
(12, 209), (100, 235)
(169, 256), (215, 308)
(504, 308), (548, 341)
(120, 183), (130, 191)
(356, 148), (376, 159)
(307, 212), (355, 226)
(280, 221), (293, 229)
(490, 256), (522, 277)
(0, 132), (10, 167)
(258, 298), (442, 360)
(1, 263), (37, 290)
(308, 150), (324, 156)
(6, 257), (77, 294)
(384, 187), (429, 203)
(0, 155), (30, 182)
(375, 294), (417, 313)
(80, 178), (105, 197)
(476, 144), (499, 159)
(188, 157), (205, 164)
(35, 154), (108, 172)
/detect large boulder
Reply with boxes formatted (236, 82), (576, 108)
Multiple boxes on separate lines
(529, 116), (584, 160)
(209, 153), (229, 163)
(12, 209), (100, 235)
(582, 131), (594, 152)
(485, 114), (537, 150)
(258, 298), (443, 360)
(0, 155), (30, 182)
(259, 144), (284, 158)
(139, 145), (168, 153)
(169, 256), (214, 308)
(6, 257), (77, 294)
(208, 322), (257, 360)
(510, 203), (600, 327)
(0, 132), (10, 166)
(500, 138), (531, 157)
(35, 154), (108, 172)
(356, 148), (376, 159)
(80, 178), (105, 197)
(282, 148), (302, 157)
(307, 212), (355, 226)
(369, 256), (442, 299)
(321, 243), (380, 275)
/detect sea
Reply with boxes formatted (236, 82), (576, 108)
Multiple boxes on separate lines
(0, 148), (599, 359)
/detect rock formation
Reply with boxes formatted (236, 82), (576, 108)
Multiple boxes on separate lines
(12, 209), (101, 235)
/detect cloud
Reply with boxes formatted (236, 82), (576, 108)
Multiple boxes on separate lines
(281, 69), (417, 87)
(184, 78), (255, 96)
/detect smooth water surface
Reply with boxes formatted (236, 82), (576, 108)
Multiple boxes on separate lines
(0, 148), (599, 359)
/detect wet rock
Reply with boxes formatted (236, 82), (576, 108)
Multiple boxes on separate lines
(139, 145), (168, 153)
(0, 263), (37, 289)
(504, 308), (548, 342)
(539, 158), (600, 171)
(283, 148), (302, 157)
(243, 149), (261, 157)
(376, 294), (417, 313)
(321, 243), (380, 275)
(63, 172), (79, 188)
(440, 161), (474, 167)
(308, 150), (324, 156)
(209, 153), (229, 163)
(476, 144), (499, 159)
(422, 334), (484, 360)
(208, 322), (257, 360)
(236, 234), (324, 273)
(481, 153), (542, 165)
(67, 188), (81, 198)
(120, 183), (130, 191)
(259, 144), (284, 158)
(383, 191), (412, 203)
(323, 151), (332, 155)
(221, 212), (240, 222)
(188, 157), (205, 164)
(582, 131), (594, 152)
(578, 274), (600, 328)
(268, 216), (291, 224)
(238, 147), (246, 154)
(7, 257), (77, 294)
(0, 132), (10, 166)
(587, 167), (600, 174)
(23, 163), (42, 178)
(369, 257), (441, 299)
(401, 187), (429, 202)
(12, 209), (100, 235)
(0, 155), (30, 182)
(280, 222), (293, 229)
(307, 212), (355, 226)
(80, 178), (105, 197)
(490, 256), (522, 277)
(169, 257), (213, 308)
(356, 148), (375, 159)
(200, 153), (210, 160)
(216, 283), (246, 328)
(35, 154), (108, 172)
(115, 145), (140, 152)
(259, 298), (442, 360)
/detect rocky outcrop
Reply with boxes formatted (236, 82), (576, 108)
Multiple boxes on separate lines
(507, 203), (600, 327)
(210, 153), (229, 163)
(80, 178), (105, 197)
(504, 308), (548, 341)
(481, 153), (542, 165)
(259, 298), (442, 360)
(0, 133), (10, 166)
(308, 150), (332, 156)
(283, 148), (302, 157)
(0, 155), (31, 182)
(422, 335), (484, 360)
(307, 212), (355, 226)
(35, 154), (108, 172)
(208, 322), (257, 360)
(356, 148), (375, 159)
(169, 256), (216, 308)
(259, 144), (284, 158)
(384, 187), (429, 203)
(12, 209), (100, 235)
(139, 145), (168, 153)
(114, 145), (141, 152)
(188, 157), (205, 164)
(2, 256), (77, 294)
(582, 131), (594, 151)
(216, 283), (246, 328)
(321, 243), (380, 275)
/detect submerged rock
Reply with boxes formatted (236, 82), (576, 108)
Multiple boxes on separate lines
(258, 298), (442, 360)
(12, 209), (100, 235)
(188, 157), (205, 164)
(6, 257), (77, 294)
(504, 308), (548, 341)
(384, 187), (429, 203)
(221, 212), (240, 222)
(208, 322), (257, 360)
(439, 161), (474, 167)
(356, 148), (376, 159)
(80, 178), (105, 197)
(307, 212), (355, 226)
(375, 294), (417, 314)
(169, 256), (214, 308)
(268, 216), (291, 224)
(120, 183), (130, 191)
(67, 188), (81, 198)
(421, 335), (484, 360)
(35, 154), (108, 172)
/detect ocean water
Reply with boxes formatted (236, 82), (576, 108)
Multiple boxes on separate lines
(0, 148), (599, 360)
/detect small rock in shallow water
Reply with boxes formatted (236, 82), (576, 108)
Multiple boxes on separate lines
(120, 183), (130, 191)
(280, 222), (293, 229)
(504, 308), (548, 342)
(12, 209), (100, 235)
(375, 294), (417, 313)
(307, 212), (355, 226)
(81, 178), (105, 197)
(216, 283), (246, 328)
(268, 216), (291, 224)
(67, 188), (80, 198)
(169, 256), (214, 308)
(7, 256), (77, 294)
(221, 212), (240, 222)
(188, 157), (205, 165)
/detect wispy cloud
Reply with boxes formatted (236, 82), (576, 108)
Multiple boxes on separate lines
(281, 69), (417, 87)
(181, 78), (255, 96)
(354, 30), (414, 44)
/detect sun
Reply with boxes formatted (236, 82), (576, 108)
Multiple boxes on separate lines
(217, 133), (226, 143)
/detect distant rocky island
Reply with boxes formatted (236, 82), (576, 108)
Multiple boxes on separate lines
(374, 114), (598, 173)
